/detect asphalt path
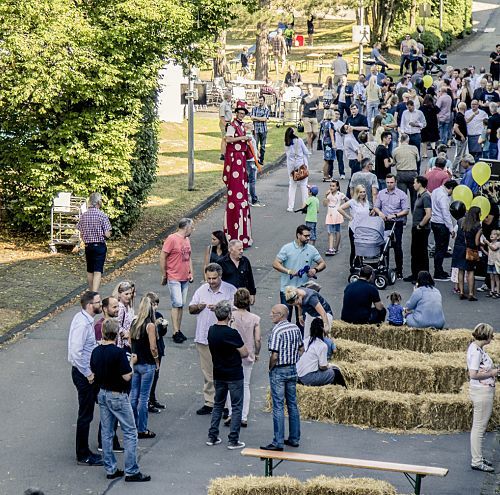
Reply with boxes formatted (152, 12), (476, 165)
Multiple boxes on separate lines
(1, 7), (500, 494)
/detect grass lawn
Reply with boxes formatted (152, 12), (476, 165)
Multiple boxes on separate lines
(0, 114), (285, 336)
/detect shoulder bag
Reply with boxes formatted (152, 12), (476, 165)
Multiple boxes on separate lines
(465, 236), (480, 262)
(292, 139), (309, 182)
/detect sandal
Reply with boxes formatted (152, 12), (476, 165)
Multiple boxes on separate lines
(138, 430), (156, 439)
(468, 295), (478, 302)
(487, 291), (494, 298)
(459, 293), (467, 300)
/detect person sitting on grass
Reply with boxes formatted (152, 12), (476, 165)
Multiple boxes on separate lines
(296, 318), (346, 387)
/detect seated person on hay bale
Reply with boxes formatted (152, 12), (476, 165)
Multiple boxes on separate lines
(340, 266), (386, 324)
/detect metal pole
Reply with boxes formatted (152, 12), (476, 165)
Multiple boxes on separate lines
(187, 67), (195, 191)
(439, 0), (443, 30)
(358, 0), (364, 75)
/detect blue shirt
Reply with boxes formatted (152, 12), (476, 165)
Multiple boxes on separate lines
(251, 105), (270, 134)
(405, 286), (445, 329)
(276, 241), (322, 292)
(387, 304), (404, 325)
(68, 310), (97, 377)
(461, 168), (479, 194)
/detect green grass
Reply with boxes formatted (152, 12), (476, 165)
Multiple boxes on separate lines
(0, 114), (285, 335)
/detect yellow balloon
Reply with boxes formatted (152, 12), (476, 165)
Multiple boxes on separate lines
(423, 75), (433, 88)
(452, 185), (473, 209)
(471, 195), (491, 221)
(471, 161), (491, 186)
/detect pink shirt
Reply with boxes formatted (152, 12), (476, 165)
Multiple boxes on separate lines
(231, 310), (260, 364)
(426, 168), (449, 193)
(162, 233), (192, 281)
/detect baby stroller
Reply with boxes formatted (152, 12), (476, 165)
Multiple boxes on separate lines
(348, 215), (397, 289)
(423, 51), (447, 75)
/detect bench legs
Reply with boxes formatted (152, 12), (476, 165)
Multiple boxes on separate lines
(404, 472), (425, 495)
(264, 458), (273, 477)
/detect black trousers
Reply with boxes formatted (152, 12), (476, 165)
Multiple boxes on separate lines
(431, 222), (450, 277)
(410, 226), (430, 278)
(72, 367), (97, 460)
(386, 221), (404, 275)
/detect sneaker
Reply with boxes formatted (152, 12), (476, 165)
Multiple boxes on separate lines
(172, 332), (184, 344)
(151, 400), (166, 409)
(482, 458), (493, 467)
(252, 201), (266, 207)
(125, 472), (151, 482)
(196, 405), (213, 415)
(396, 273), (404, 280)
(340, 174), (346, 179)
(177, 331), (187, 341)
(325, 249), (335, 256)
(227, 441), (245, 450)
(148, 403), (161, 414)
(477, 284), (489, 292)
(77, 453), (103, 466)
(286, 208), (294, 212)
(471, 462), (494, 473)
(220, 154), (225, 161)
(107, 469), (124, 480)
(206, 437), (222, 446)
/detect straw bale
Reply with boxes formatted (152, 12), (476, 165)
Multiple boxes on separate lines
(207, 475), (303, 495)
(304, 476), (397, 495)
(429, 330), (472, 353)
(295, 385), (500, 432)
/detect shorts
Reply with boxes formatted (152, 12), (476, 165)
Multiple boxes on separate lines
(168, 280), (189, 308)
(487, 264), (499, 274)
(85, 243), (107, 273)
(302, 117), (319, 134)
(306, 221), (317, 241)
(327, 224), (341, 233)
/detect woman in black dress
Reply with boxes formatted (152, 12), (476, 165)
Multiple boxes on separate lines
(420, 95), (440, 159)
(451, 206), (482, 301)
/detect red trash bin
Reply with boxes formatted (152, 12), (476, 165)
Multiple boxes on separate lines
(294, 35), (304, 47)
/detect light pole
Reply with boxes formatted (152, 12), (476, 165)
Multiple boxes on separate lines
(358, 0), (364, 75)
(186, 67), (195, 191)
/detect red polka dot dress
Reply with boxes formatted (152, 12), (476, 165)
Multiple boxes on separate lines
(223, 120), (253, 248)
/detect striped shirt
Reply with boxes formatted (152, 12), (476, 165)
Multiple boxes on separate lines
(268, 320), (303, 366)
(251, 105), (270, 134)
(77, 206), (111, 244)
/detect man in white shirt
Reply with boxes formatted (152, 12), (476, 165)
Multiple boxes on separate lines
(430, 180), (458, 280)
(68, 291), (103, 466)
(189, 263), (237, 415)
(353, 74), (367, 113)
(219, 92), (233, 160)
(465, 100), (488, 160)
(399, 100), (426, 172)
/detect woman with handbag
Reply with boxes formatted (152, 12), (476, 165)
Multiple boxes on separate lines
(451, 206), (482, 301)
(285, 127), (310, 212)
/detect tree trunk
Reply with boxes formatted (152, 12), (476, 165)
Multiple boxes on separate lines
(409, 0), (417, 29)
(254, 21), (269, 80)
(213, 30), (227, 79)
(380, 0), (395, 44)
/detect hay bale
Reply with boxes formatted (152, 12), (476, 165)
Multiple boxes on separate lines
(339, 360), (466, 394)
(304, 476), (397, 495)
(295, 385), (500, 432)
(207, 475), (303, 495)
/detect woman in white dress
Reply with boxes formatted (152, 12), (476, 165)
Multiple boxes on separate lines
(285, 127), (310, 212)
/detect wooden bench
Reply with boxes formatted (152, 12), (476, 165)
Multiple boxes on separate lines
(241, 448), (448, 495)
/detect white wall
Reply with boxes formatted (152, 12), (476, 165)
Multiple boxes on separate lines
(158, 62), (187, 123)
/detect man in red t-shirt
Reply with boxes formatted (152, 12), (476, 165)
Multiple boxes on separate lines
(425, 157), (450, 193)
(160, 218), (194, 343)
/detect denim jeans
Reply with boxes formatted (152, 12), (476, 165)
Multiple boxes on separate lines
(408, 133), (422, 173)
(98, 389), (139, 476)
(71, 367), (98, 460)
(130, 363), (156, 432)
(489, 142), (498, 160)
(247, 162), (258, 204)
(209, 379), (243, 443)
(366, 101), (379, 127)
(336, 149), (345, 176)
(255, 131), (267, 165)
(438, 121), (451, 145)
(269, 365), (300, 448)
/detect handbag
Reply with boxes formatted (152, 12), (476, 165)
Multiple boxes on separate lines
(465, 237), (479, 262)
(291, 140), (309, 181)
(317, 138), (323, 151)
(297, 120), (304, 133)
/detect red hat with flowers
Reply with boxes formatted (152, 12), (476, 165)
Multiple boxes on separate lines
(235, 100), (249, 114)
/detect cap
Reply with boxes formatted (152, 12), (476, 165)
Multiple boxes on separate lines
(309, 185), (319, 195)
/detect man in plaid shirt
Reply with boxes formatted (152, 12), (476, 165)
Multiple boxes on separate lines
(272, 29), (287, 75)
(77, 192), (112, 292)
(251, 96), (270, 166)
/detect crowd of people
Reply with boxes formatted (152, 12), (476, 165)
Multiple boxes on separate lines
(67, 41), (500, 484)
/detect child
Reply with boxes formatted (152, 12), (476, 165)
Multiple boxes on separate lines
(303, 185), (320, 245)
(240, 47), (251, 75)
(484, 230), (500, 298)
(323, 180), (346, 256)
(387, 292), (404, 326)
(477, 118), (490, 159)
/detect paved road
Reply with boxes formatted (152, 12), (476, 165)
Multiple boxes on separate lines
(1, 7), (500, 494)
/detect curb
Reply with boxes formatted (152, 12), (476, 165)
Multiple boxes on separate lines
(0, 154), (286, 345)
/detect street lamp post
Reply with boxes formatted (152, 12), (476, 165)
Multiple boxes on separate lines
(186, 67), (195, 191)
(358, 0), (364, 75)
